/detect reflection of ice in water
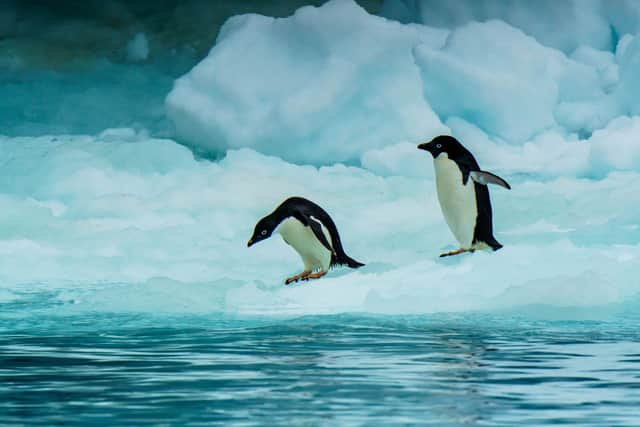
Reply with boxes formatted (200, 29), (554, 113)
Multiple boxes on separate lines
(488, 341), (640, 425)
(1, 313), (638, 424)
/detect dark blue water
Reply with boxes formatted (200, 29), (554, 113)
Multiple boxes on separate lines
(1, 311), (639, 426)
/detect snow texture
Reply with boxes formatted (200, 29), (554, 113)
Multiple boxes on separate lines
(167, 0), (448, 164)
(168, 0), (640, 165)
(0, 132), (639, 316)
(380, 0), (640, 53)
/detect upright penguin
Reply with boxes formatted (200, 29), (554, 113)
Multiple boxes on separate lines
(247, 197), (364, 284)
(418, 135), (511, 257)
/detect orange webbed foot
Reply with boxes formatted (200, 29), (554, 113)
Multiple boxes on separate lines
(439, 248), (475, 258)
(301, 271), (327, 281)
(285, 271), (311, 285)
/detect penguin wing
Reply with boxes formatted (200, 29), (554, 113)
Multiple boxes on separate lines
(293, 211), (335, 254)
(470, 171), (511, 190)
(455, 156), (479, 185)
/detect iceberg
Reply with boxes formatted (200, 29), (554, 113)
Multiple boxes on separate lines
(413, 19), (611, 142)
(616, 35), (640, 116)
(380, 0), (640, 53)
(168, 0), (637, 165)
(167, 0), (448, 164)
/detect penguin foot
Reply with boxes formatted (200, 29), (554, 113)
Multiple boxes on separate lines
(439, 248), (475, 258)
(285, 270), (311, 285)
(302, 271), (327, 281)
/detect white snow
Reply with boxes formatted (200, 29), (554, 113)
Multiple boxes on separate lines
(166, 0), (448, 164)
(380, 0), (640, 53)
(168, 0), (638, 163)
(0, 131), (639, 316)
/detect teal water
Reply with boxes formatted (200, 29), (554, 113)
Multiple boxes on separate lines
(1, 302), (639, 426)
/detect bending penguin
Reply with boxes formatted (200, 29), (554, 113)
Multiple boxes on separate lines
(247, 197), (364, 284)
(418, 135), (511, 258)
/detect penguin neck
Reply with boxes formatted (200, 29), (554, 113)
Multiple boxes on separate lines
(433, 152), (451, 178)
(435, 152), (449, 161)
(269, 207), (293, 230)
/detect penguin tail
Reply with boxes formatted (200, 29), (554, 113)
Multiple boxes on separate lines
(486, 237), (503, 251)
(333, 253), (365, 269)
(344, 256), (365, 269)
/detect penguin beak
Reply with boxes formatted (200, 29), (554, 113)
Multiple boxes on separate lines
(417, 142), (432, 152)
(247, 238), (254, 247)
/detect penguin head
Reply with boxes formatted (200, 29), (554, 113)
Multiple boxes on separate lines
(247, 214), (278, 247)
(418, 135), (465, 159)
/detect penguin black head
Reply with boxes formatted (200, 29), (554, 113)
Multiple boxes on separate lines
(247, 215), (279, 247)
(417, 135), (469, 160)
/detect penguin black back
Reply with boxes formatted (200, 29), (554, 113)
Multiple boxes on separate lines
(279, 197), (364, 268)
(249, 197), (364, 268)
(472, 179), (502, 250)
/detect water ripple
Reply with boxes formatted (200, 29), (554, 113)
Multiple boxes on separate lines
(0, 314), (639, 426)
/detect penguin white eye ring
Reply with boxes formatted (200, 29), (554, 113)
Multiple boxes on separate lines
(418, 135), (511, 258)
(247, 197), (364, 285)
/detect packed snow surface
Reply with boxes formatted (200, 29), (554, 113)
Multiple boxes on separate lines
(0, 131), (639, 315)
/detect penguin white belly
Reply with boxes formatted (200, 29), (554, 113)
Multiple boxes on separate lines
(278, 217), (333, 272)
(434, 154), (478, 248)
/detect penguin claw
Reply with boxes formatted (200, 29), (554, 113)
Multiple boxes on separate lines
(303, 271), (327, 281)
(285, 271), (312, 285)
(284, 270), (328, 284)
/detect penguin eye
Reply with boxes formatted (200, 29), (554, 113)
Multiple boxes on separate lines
(436, 143), (442, 149)
(261, 230), (267, 236)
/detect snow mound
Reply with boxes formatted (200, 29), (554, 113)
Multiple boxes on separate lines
(380, 0), (640, 53)
(168, 0), (638, 163)
(413, 20), (609, 142)
(166, 0), (447, 164)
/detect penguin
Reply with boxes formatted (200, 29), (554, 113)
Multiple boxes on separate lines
(247, 197), (364, 284)
(417, 135), (511, 257)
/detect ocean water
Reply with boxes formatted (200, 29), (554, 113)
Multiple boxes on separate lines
(2, 300), (639, 426)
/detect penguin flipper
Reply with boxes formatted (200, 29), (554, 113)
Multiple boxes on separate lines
(293, 212), (335, 254)
(470, 171), (511, 190)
